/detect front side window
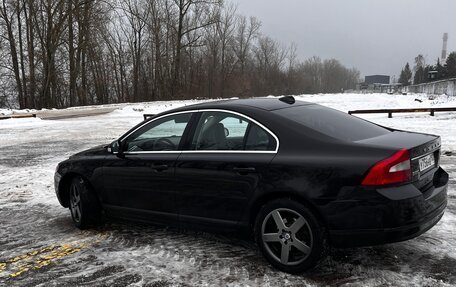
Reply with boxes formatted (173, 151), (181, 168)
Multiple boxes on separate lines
(124, 113), (192, 152)
(191, 111), (277, 151)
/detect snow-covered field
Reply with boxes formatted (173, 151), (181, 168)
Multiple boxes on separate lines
(0, 93), (455, 286)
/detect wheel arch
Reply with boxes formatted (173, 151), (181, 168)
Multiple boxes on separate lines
(248, 191), (328, 232)
(58, 172), (93, 208)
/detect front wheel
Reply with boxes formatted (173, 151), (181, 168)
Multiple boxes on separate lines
(69, 176), (102, 229)
(254, 198), (326, 273)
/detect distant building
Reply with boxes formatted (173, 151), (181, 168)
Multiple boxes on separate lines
(428, 70), (438, 81)
(365, 75), (390, 85)
(357, 75), (399, 94)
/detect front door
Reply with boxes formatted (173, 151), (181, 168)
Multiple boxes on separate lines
(102, 112), (194, 224)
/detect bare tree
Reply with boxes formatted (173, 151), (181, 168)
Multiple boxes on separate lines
(170, 0), (221, 97)
(121, 0), (149, 102)
(0, 0), (24, 107)
(0, 0), (361, 109)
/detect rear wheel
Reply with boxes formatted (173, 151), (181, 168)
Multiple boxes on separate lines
(254, 198), (326, 273)
(69, 176), (102, 229)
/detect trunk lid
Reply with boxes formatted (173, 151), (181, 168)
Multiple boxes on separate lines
(356, 130), (441, 190)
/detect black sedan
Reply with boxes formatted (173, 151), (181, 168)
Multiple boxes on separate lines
(55, 96), (448, 273)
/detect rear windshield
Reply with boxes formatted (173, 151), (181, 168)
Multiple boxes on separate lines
(274, 105), (390, 141)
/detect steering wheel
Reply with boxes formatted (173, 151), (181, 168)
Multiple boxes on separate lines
(153, 137), (176, 151)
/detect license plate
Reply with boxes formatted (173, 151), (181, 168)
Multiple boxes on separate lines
(419, 154), (435, 172)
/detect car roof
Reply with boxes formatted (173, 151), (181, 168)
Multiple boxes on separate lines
(172, 97), (314, 112)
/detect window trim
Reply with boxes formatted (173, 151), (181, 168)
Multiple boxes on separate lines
(118, 109), (279, 155)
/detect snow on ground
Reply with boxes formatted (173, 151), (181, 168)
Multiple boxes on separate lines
(0, 93), (455, 286)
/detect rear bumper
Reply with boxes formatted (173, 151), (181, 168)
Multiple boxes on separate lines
(325, 167), (449, 248)
(329, 200), (446, 247)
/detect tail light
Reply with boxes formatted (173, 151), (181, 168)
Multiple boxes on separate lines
(361, 149), (411, 186)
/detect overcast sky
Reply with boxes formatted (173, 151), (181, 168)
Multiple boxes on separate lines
(227, 0), (456, 80)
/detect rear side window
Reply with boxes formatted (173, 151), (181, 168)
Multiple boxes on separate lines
(245, 124), (271, 151)
(191, 111), (277, 151)
(274, 105), (390, 141)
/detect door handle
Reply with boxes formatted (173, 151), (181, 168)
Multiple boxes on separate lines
(151, 164), (168, 172)
(233, 167), (256, 174)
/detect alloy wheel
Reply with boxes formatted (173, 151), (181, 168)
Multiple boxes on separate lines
(70, 183), (82, 223)
(261, 208), (313, 266)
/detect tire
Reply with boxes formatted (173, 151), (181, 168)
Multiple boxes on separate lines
(254, 198), (326, 273)
(69, 176), (102, 229)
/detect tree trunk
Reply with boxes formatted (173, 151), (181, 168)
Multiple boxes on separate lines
(17, 1), (28, 107)
(172, 0), (185, 98)
(1, 0), (24, 108)
(68, 0), (76, 106)
(25, 0), (36, 108)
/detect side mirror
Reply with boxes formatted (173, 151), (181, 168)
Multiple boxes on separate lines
(109, 140), (124, 157)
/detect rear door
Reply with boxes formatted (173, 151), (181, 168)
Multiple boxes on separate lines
(175, 110), (278, 229)
(101, 112), (194, 224)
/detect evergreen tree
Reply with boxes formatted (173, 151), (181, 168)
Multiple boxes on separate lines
(423, 65), (432, 83)
(414, 66), (425, 85)
(399, 62), (412, 86)
(435, 58), (446, 80)
(413, 54), (426, 84)
(445, 52), (456, 78)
